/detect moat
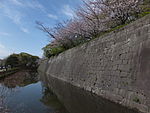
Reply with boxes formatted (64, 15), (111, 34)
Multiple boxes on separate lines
(0, 71), (140, 113)
(0, 71), (68, 113)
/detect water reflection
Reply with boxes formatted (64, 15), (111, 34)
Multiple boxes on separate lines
(0, 84), (10, 113)
(0, 71), (38, 88)
(40, 73), (141, 113)
(0, 71), (68, 113)
(40, 86), (69, 113)
(0, 71), (142, 113)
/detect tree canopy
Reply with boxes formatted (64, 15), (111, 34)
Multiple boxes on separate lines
(5, 52), (39, 69)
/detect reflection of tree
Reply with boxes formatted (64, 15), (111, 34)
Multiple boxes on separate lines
(0, 85), (10, 113)
(0, 71), (38, 113)
(40, 84), (69, 113)
(0, 71), (38, 88)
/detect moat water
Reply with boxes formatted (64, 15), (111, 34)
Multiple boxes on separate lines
(0, 71), (68, 113)
(0, 71), (140, 113)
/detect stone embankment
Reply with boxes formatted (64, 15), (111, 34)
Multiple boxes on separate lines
(39, 14), (150, 113)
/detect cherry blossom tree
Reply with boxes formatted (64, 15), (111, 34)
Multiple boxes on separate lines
(37, 0), (147, 58)
(90, 0), (142, 26)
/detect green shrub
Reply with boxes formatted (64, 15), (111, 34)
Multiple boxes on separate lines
(43, 45), (66, 58)
(50, 46), (65, 56)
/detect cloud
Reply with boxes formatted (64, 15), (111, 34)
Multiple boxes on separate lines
(10, 0), (23, 6)
(0, 1), (23, 25)
(0, 1), (4, 8)
(0, 50), (10, 59)
(0, 43), (5, 49)
(47, 14), (58, 19)
(6, 10), (22, 25)
(21, 27), (29, 34)
(0, 43), (11, 59)
(9, 0), (45, 12)
(62, 5), (75, 18)
(0, 0), (45, 25)
(0, 32), (10, 36)
(25, 1), (45, 12)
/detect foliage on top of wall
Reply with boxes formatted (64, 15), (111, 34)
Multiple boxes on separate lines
(37, 0), (150, 58)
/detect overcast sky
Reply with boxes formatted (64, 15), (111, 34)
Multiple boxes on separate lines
(0, 0), (82, 59)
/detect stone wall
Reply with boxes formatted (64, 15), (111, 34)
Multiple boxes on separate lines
(39, 14), (150, 113)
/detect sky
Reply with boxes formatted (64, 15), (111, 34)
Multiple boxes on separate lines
(0, 0), (83, 59)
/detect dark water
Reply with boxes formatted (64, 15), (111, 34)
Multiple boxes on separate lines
(0, 71), (140, 113)
(0, 71), (68, 113)
(40, 73), (141, 113)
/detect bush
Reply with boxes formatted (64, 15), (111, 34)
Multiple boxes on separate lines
(43, 45), (65, 58)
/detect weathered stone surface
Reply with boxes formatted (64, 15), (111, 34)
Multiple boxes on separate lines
(39, 14), (150, 113)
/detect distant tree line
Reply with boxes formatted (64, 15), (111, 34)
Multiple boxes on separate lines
(37, 0), (150, 58)
(0, 53), (39, 70)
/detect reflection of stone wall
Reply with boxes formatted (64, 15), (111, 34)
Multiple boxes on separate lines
(39, 14), (150, 113)
(40, 74), (139, 113)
